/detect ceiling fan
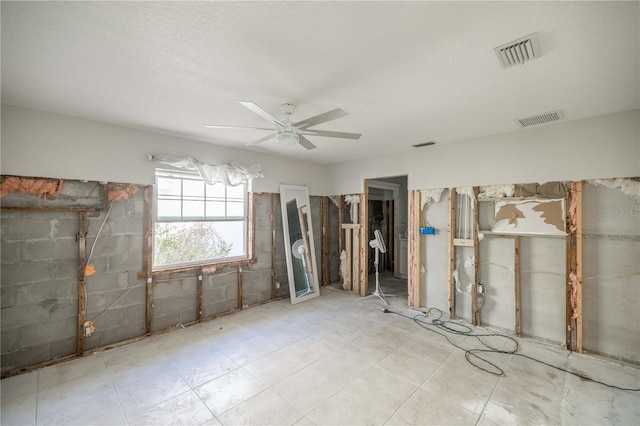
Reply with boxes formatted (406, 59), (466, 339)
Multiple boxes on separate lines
(205, 101), (362, 150)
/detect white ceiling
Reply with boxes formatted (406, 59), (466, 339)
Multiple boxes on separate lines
(2, 1), (638, 165)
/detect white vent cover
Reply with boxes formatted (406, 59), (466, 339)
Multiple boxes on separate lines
(515, 110), (565, 128)
(495, 33), (541, 68)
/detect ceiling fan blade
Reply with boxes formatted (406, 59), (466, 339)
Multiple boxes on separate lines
(294, 108), (348, 129)
(298, 135), (317, 150)
(245, 133), (275, 146)
(205, 125), (273, 131)
(300, 129), (362, 139)
(238, 101), (284, 127)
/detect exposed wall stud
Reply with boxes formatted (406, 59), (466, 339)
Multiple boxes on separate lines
(407, 190), (421, 307)
(472, 187), (480, 326)
(447, 188), (456, 318)
(514, 236), (522, 335)
(359, 192), (368, 297)
(321, 196), (330, 286)
(77, 211), (88, 354)
(271, 194), (277, 299)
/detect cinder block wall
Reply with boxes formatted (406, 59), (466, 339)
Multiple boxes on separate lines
(1, 182), (332, 376)
(1, 211), (79, 372)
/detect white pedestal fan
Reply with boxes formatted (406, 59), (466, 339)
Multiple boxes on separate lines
(360, 229), (395, 305)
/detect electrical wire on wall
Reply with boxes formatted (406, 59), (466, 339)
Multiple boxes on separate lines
(382, 307), (639, 392)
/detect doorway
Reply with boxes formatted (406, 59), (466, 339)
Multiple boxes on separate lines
(365, 176), (409, 302)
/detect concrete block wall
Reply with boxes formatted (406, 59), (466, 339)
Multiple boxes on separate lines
(2, 183), (336, 376)
(84, 194), (146, 349)
(201, 269), (239, 318)
(1, 210), (79, 374)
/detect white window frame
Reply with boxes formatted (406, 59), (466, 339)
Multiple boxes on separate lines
(153, 169), (251, 270)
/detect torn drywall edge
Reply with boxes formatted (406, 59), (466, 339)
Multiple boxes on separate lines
(588, 177), (640, 199)
(493, 198), (566, 234)
(328, 195), (340, 208)
(478, 184), (515, 198)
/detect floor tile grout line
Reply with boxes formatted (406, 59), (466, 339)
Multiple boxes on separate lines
(474, 352), (512, 426)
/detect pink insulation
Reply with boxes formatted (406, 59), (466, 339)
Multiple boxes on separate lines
(107, 183), (140, 201)
(0, 176), (64, 199)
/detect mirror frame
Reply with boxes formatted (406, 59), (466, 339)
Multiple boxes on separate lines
(280, 184), (320, 304)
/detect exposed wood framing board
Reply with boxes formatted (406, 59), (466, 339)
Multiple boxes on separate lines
(238, 268), (243, 309)
(271, 194), (277, 300)
(453, 239), (474, 247)
(344, 228), (352, 290)
(514, 236), (522, 335)
(447, 188), (456, 318)
(575, 182), (583, 352)
(472, 187), (480, 326)
(394, 199), (400, 278)
(249, 193), (257, 260)
(143, 186), (154, 334)
(408, 190), (421, 308)
(196, 271), (203, 321)
(338, 195), (344, 285)
(359, 192), (368, 297)
(566, 187), (576, 351)
(321, 196), (330, 286)
(77, 211), (88, 355)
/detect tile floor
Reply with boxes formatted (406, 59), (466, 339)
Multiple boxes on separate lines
(1, 275), (639, 425)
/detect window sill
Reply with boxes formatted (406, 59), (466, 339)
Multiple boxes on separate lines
(139, 256), (256, 279)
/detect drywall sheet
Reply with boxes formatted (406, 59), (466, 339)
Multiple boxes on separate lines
(493, 198), (566, 235)
(520, 237), (566, 344)
(479, 238), (515, 331)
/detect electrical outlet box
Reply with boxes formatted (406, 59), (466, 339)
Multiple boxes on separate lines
(420, 227), (435, 235)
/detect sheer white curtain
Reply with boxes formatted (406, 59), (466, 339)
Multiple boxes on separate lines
(148, 154), (263, 186)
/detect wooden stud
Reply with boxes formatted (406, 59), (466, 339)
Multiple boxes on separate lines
(447, 188), (456, 319)
(575, 181), (583, 352)
(407, 190), (420, 307)
(514, 236), (522, 335)
(77, 211), (88, 355)
(271, 194), (277, 300)
(472, 187), (480, 326)
(388, 200), (394, 272)
(344, 227), (352, 290)
(566, 192), (575, 351)
(353, 229), (360, 294)
(321, 197), (330, 286)
(196, 270), (203, 321)
(238, 267), (243, 310)
(338, 196), (344, 285)
(143, 185), (154, 334)
(359, 192), (368, 297)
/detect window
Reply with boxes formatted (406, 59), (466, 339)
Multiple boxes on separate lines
(154, 170), (248, 268)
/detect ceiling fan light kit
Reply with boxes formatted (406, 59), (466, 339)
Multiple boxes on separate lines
(276, 131), (299, 145)
(206, 101), (362, 151)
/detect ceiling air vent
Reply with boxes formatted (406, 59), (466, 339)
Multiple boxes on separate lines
(495, 33), (541, 68)
(515, 110), (565, 128)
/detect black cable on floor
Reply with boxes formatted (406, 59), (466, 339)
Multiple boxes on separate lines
(382, 307), (640, 392)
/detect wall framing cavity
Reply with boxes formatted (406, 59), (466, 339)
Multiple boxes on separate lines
(412, 177), (639, 364)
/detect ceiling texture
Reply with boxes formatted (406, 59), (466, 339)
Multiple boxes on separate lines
(2, 1), (638, 165)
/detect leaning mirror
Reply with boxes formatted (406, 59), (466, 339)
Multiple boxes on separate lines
(280, 184), (320, 304)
